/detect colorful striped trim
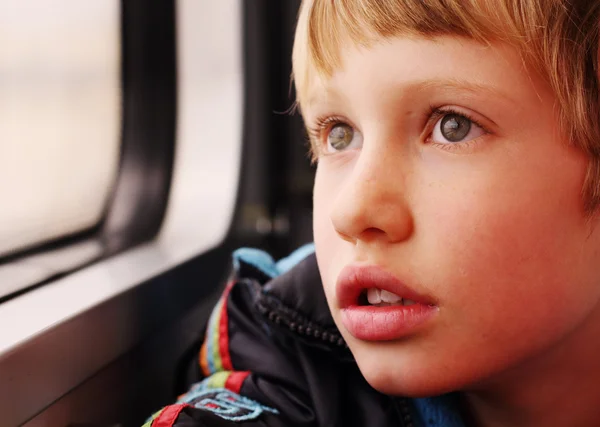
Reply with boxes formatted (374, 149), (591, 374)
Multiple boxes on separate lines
(152, 404), (189, 427)
(198, 282), (250, 393)
(182, 371), (251, 401)
(143, 404), (188, 427)
(201, 370), (251, 394)
(200, 282), (234, 376)
(142, 408), (164, 427)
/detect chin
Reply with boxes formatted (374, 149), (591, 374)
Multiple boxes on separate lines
(351, 343), (470, 398)
(360, 367), (455, 398)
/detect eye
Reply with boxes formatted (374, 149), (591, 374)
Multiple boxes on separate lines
(327, 123), (363, 152)
(431, 113), (485, 144)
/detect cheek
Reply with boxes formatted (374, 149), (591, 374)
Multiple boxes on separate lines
(418, 146), (595, 338)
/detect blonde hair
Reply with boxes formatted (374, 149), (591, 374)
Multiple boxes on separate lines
(292, 0), (600, 213)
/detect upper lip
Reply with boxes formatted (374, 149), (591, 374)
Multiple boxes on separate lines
(336, 264), (435, 308)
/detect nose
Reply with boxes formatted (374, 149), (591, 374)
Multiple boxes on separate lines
(330, 145), (414, 245)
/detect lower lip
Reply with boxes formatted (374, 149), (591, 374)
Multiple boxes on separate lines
(341, 303), (437, 341)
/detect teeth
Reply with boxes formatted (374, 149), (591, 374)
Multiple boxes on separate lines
(380, 289), (403, 303)
(366, 288), (405, 305)
(367, 288), (382, 305)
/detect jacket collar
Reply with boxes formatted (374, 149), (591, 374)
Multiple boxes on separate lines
(233, 245), (335, 328)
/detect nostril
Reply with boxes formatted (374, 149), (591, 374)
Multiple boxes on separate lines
(360, 227), (387, 241)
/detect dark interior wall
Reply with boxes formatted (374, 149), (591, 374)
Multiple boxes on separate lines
(231, 0), (314, 259)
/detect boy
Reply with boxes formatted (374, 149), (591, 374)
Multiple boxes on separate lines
(144, 0), (600, 426)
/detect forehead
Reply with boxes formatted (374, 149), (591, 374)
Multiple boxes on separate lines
(301, 36), (543, 120)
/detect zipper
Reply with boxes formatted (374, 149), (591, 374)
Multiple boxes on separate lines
(397, 398), (415, 427)
(257, 297), (348, 348)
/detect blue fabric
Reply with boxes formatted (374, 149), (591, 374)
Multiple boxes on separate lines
(412, 395), (465, 427)
(233, 248), (280, 278)
(233, 244), (315, 278)
(275, 243), (316, 274)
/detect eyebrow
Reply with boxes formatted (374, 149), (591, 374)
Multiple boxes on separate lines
(305, 77), (517, 109)
(413, 78), (517, 105)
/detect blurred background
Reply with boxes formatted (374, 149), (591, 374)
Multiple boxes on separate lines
(0, 1), (313, 426)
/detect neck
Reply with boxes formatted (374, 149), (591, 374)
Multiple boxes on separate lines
(462, 307), (600, 427)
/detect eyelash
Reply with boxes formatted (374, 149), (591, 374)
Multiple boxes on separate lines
(425, 106), (490, 152)
(306, 115), (349, 160)
(307, 116), (346, 141)
(306, 106), (490, 158)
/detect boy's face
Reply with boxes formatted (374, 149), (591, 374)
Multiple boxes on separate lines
(308, 36), (600, 395)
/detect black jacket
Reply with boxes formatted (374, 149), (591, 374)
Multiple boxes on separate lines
(143, 247), (464, 427)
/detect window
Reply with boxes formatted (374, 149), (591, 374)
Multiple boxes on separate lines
(0, 0), (177, 301)
(0, 0), (120, 297)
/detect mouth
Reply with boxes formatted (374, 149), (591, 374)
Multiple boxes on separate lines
(357, 288), (420, 307)
(336, 265), (438, 341)
(337, 264), (435, 308)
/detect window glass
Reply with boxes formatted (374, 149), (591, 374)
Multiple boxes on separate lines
(0, 1), (121, 258)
